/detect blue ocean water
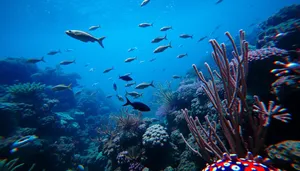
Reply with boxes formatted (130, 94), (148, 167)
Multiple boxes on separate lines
(1, 0), (297, 113)
(1, 0), (300, 171)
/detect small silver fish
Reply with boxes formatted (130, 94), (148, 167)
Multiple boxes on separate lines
(160, 26), (172, 31)
(141, 0), (150, 6)
(139, 23), (153, 27)
(89, 25), (101, 31)
(125, 81), (136, 87)
(103, 67), (114, 73)
(149, 58), (156, 62)
(125, 57), (138, 62)
(60, 59), (76, 65)
(179, 34), (193, 39)
(52, 84), (72, 91)
(172, 75), (182, 79)
(26, 57), (45, 63)
(135, 81), (155, 89)
(116, 94), (124, 102)
(47, 50), (61, 55)
(177, 53), (188, 58)
(128, 47), (137, 52)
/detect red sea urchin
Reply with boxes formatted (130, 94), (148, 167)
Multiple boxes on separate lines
(203, 152), (280, 171)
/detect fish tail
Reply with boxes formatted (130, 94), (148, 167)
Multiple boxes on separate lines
(140, 93), (143, 97)
(73, 58), (76, 63)
(123, 97), (131, 106)
(68, 83), (72, 90)
(125, 90), (128, 96)
(191, 35), (193, 39)
(186, 53), (188, 56)
(41, 56), (46, 62)
(151, 23), (154, 26)
(150, 81), (155, 88)
(168, 42), (172, 48)
(98, 36), (106, 48)
(164, 34), (167, 40)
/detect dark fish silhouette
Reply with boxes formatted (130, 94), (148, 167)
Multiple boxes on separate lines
(113, 82), (117, 91)
(123, 97), (150, 112)
(119, 75), (133, 81)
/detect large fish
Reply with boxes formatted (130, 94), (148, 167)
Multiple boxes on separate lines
(26, 57), (45, 63)
(119, 75), (133, 81)
(179, 34), (193, 39)
(65, 30), (106, 48)
(135, 81), (155, 89)
(60, 59), (76, 65)
(151, 35), (167, 43)
(153, 42), (172, 53)
(51, 83), (72, 91)
(123, 97), (150, 112)
(160, 26), (172, 31)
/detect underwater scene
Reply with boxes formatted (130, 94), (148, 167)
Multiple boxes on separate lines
(1, 0), (300, 170)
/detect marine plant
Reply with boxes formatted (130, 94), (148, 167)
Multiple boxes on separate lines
(0, 158), (24, 171)
(181, 30), (292, 164)
(6, 82), (46, 103)
(111, 108), (142, 132)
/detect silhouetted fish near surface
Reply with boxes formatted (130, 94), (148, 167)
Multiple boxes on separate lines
(65, 30), (106, 48)
(179, 34), (193, 39)
(216, 0), (223, 4)
(151, 35), (167, 43)
(153, 42), (172, 53)
(128, 47), (137, 52)
(139, 23), (153, 28)
(60, 59), (76, 65)
(149, 58), (156, 62)
(47, 50), (61, 55)
(160, 26), (172, 31)
(103, 67), (114, 73)
(89, 25), (100, 31)
(27, 57), (45, 63)
(113, 82), (117, 91)
(140, 0), (150, 6)
(125, 57), (138, 63)
(198, 36), (208, 42)
(123, 97), (150, 112)
(119, 75), (133, 81)
(177, 53), (188, 58)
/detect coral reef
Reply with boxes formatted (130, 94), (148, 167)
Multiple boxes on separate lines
(142, 124), (169, 148)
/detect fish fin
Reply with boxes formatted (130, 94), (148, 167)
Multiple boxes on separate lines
(164, 34), (167, 40)
(123, 97), (131, 106)
(68, 83), (72, 90)
(168, 42), (172, 48)
(41, 56), (46, 62)
(150, 81), (155, 88)
(98, 36), (106, 48)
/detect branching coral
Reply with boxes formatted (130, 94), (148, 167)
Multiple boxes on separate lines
(153, 81), (174, 106)
(0, 158), (24, 171)
(181, 30), (292, 163)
